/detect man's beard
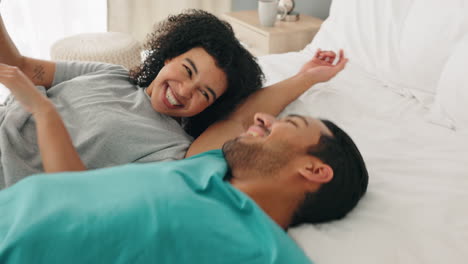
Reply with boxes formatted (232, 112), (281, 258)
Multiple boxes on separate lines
(222, 138), (290, 176)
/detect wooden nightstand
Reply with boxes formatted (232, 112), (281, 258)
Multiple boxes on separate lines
(223, 10), (323, 56)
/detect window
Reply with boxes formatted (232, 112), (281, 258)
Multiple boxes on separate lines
(1, 0), (107, 59)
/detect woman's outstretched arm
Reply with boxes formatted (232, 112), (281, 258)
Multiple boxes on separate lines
(0, 12), (56, 88)
(186, 49), (348, 157)
(0, 63), (86, 172)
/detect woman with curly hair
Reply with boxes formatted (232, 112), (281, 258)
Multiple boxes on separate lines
(129, 10), (264, 138)
(0, 8), (346, 188)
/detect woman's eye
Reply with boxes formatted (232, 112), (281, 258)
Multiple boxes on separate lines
(200, 89), (209, 100)
(183, 65), (192, 78)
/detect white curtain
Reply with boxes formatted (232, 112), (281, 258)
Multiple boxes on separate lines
(108, 0), (232, 42)
(0, 0), (107, 59)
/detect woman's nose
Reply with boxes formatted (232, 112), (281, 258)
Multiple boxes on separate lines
(178, 82), (195, 100)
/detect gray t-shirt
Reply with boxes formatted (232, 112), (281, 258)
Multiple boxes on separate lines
(0, 61), (193, 188)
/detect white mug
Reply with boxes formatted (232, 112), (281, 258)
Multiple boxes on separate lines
(258, 0), (287, 27)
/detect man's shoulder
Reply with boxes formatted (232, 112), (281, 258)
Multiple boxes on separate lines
(186, 149), (224, 161)
(178, 149), (227, 174)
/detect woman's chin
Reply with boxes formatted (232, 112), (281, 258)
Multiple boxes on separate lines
(151, 104), (192, 118)
(151, 99), (205, 118)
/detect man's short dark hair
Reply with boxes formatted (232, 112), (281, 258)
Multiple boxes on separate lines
(290, 120), (369, 226)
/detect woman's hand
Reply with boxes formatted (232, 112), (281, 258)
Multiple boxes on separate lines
(298, 49), (348, 84)
(0, 63), (86, 172)
(0, 63), (51, 113)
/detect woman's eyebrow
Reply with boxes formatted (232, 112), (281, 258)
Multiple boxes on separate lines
(185, 58), (198, 74)
(205, 86), (217, 100)
(286, 114), (309, 127)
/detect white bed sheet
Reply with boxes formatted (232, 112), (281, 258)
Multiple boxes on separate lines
(258, 52), (468, 264)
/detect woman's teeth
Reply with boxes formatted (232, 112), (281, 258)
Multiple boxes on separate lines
(166, 87), (182, 106)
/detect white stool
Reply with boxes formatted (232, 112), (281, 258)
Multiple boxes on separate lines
(50, 32), (142, 69)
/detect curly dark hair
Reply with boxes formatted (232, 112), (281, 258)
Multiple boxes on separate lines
(129, 9), (264, 138)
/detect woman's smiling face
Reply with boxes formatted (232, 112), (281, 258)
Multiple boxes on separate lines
(146, 47), (228, 117)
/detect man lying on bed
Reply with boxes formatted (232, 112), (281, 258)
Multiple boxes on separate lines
(0, 55), (368, 263)
(0, 113), (368, 263)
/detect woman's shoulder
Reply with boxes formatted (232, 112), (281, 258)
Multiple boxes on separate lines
(53, 61), (130, 86)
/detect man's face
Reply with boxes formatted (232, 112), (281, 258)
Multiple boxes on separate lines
(223, 113), (332, 176)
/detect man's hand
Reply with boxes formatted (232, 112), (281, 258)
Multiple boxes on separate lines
(299, 49), (348, 84)
(0, 63), (51, 113)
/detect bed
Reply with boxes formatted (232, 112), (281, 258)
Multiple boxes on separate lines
(1, 1), (466, 262)
(258, 0), (468, 263)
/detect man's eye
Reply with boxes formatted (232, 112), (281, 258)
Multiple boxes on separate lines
(285, 120), (298, 128)
(183, 65), (192, 78)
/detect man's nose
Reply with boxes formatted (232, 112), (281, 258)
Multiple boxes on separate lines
(254, 113), (276, 128)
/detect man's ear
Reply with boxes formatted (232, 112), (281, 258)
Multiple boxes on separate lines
(298, 162), (333, 184)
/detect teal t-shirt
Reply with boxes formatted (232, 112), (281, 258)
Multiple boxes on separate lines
(0, 150), (312, 264)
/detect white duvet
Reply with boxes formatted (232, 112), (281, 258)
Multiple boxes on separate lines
(258, 51), (468, 264)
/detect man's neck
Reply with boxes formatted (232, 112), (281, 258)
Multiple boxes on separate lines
(230, 177), (302, 229)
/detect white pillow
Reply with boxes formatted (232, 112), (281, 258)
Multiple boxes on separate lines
(429, 34), (468, 130)
(303, 0), (413, 75)
(304, 0), (468, 106)
(398, 0), (468, 102)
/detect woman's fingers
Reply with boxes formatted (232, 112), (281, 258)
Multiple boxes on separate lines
(0, 63), (16, 71)
(321, 51), (336, 58)
(314, 48), (322, 58)
(333, 51), (348, 73)
(0, 64), (22, 78)
(0, 64), (35, 93)
(317, 51), (336, 64)
(313, 49), (348, 68)
(338, 49), (344, 62)
(335, 49), (346, 65)
(0, 72), (17, 85)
